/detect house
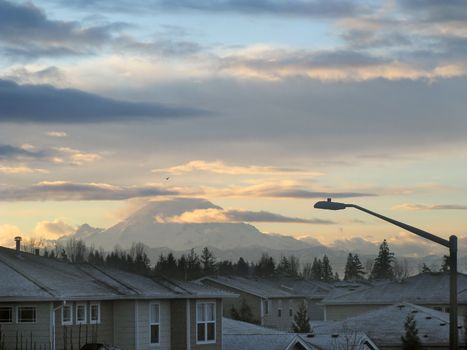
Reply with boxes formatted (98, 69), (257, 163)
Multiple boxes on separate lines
(0, 244), (236, 350)
(198, 276), (331, 330)
(222, 317), (379, 350)
(320, 272), (467, 321)
(312, 302), (466, 349)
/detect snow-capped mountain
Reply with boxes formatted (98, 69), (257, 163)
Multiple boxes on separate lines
(68, 198), (314, 251)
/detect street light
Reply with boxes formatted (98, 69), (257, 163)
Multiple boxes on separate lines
(314, 198), (458, 350)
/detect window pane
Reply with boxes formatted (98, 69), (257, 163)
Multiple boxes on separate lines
(91, 305), (99, 321)
(77, 305), (85, 322)
(207, 322), (215, 341)
(150, 324), (159, 344)
(18, 307), (36, 323)
(196, 304), (204, 322)
(206, 303), (214, 321)
(197, 323), (205, 342)
(0, 307), (12, 323)
(150, 304), (159, 323)
(63, 306), (71, 322)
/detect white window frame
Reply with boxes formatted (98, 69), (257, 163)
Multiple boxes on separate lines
(196, 302), (216, 344)
(17, 306), (36, 324)
(90, 303), (101, 325)
(149, 303), (160, 345)
(76, 303), (87, 325)
(62, 304), (73, 326)
(0, 306), (13, 324)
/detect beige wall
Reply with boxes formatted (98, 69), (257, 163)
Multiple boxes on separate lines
(0, 302), (52, 350)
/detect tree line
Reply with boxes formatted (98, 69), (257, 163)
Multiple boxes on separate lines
(33, 237), (447, 282)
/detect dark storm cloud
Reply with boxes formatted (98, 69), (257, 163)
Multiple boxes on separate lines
(0, 0), (120, 58)
(398, 0), (467, 22)
(0, 182), (179, 201)
(0, 145), (48, 160)
(225, 209), (335, 224)
(0, 80), (207, 123)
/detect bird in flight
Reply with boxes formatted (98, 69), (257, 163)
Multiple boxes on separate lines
(165, 177), (170, 180)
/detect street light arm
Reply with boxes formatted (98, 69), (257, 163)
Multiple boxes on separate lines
(347, 204), (450, 248)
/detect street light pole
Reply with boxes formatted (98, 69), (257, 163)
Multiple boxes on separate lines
(314, 198), (459, 349)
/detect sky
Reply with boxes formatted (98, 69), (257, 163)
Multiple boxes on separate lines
(0, 0), (466, 257)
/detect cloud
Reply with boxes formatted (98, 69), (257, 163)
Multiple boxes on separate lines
(153, 160), (323, 176)
(47, 131), (67, 138)
(155, 207), (334, 224)
(2, 66), (66, 85)
(33, 219), (76, 240)
(0, 165), (48, 174)
(0, 224), (21, 247)
(0, 181), (178, 201)
(0, 144), (48, 161)
(393, 203), (467, 211)
(0, 79), (207, 123)
(55, 147), (101, 165)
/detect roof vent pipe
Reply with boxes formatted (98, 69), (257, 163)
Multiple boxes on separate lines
(14, 236), (22, 252)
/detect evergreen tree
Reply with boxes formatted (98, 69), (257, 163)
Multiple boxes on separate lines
(236, 257), (250, 276)
(421, 263), (431, 273)
(401, 314), (422, 350)
(201, 247), (217, 274)
(370, 239), (394, 280)
(440, 255), (450, 272)
(255, 253), (275, 277)
(291, 301), (311, 333)
(321, 255), (333, 282)
(186, 249), (202, 279)
(310, 258), (323, 280)
(352, 254), (365, 280)
(230, 299), (254, 323)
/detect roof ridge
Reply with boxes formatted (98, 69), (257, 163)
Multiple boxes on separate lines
(0, 253), (56, 297)
(77, 264), (139, 296)
(88, 264), (143, 295)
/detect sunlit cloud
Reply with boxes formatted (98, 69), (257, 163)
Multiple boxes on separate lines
(47, 131), (68, 138)
(393, 203), (467, 211)
(33, 219), (76, 240)
(0, 224), (21, 248)
(155, 207), (334, 224)
(153, 160), (323, 176)
(0, 165), (48, 174)
(55, 147), (102, 165)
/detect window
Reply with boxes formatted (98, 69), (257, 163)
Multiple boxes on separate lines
(289, 300), (293, 317)
(62, 305), (73, 325)
(149, 303), (160, 345)
(277, 300), (282, 318)
(76, 303), (87, 324)
(196, 302), (215, 344)
(90, 303), (100, 324)
(18, 307), (36, 323)
(263, 299), (269, 315)
(0, 307), (12, 323)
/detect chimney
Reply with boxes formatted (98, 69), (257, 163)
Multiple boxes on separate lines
(14, 236), (22, 252)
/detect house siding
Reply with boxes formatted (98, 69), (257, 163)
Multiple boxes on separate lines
(0, 302), (52, 350)
(135, 300), (171, 350)
(54, 301), (113, 350)
(113, 300), (136, 349)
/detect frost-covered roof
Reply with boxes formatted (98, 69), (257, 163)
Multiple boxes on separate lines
(321, 272), (467, 305)
(223, 318), (316, 350)
(313, 303), (465, 347)
(199, 275), (331, 299)
(0, 247), (235, 301)
(222, 318), (378, 350)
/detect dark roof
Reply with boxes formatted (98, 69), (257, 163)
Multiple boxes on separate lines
(0, 247), (235, 301)
(199, 275), (332, 299)
(321, 272), (467, 305)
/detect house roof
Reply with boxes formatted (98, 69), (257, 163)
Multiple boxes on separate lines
(222, 318), (378, 350)
(223, 318), (316, 350)
(321, 272), (467, 305)
(0, 247), (235, 301)
(312, 302), (466, 347)
(199, 275), (331, 299)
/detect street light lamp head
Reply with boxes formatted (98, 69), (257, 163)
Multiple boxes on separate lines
(314, 198), (347, 210)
